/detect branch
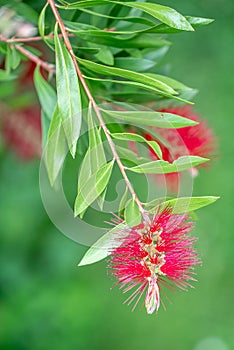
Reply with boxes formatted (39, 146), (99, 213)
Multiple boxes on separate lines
(0, 34), (55, 74)
(47, 0), (146, 218)
(16, 45), (56, 73)
(4, 33), (74, 43)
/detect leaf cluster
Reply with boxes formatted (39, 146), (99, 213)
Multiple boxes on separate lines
(0, 1), (218, 264)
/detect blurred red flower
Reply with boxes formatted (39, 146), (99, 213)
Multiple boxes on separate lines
(1, 105), (42, 161)
(144, 106), (216, 192)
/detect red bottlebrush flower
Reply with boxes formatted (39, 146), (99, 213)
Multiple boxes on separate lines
(144, 105), (216, 191)
(109, 207), (200, 314)
(0, 105), (42, 161)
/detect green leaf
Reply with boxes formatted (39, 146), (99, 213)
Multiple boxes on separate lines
(84, 75), (192, 104)
(38, 3), (54, 50)
(78, 223), (128, 266)
(87, 104), (106, 173)
(62, 1), (193, 31)
(127, 156), (209, 174)
(112, 132), (162, 159)
(87, 104), (107, 211)
(122, 2), (194, 31)
(5, 46), (12, 74)
(76, 147), (92, 219)
(75, 160), (114, 216)
(78, 58), (176, 95)
(38, 3), (48, 39)
(78, 105), (106, 203)
(34, 65), (57, 118)
(152, 16), (214, 33)
(54, 24), (82, 157)
(149, 196), (219, 214)
(124, 198), (142, 226)
(186, 16), (214, 27)
(102, 109), (197, 128)
(76, 32), (170, 49)
(65, 19), (171, 47)
(46, 105), (67, 185)
(5, 46), (21, 72)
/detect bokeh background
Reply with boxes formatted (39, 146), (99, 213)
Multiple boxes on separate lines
(0, 0), (233, 349)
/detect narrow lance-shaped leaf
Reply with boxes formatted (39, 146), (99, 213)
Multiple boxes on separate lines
(75, 31), (170, 49)
(78, 105), (107, 216)
(76, 147), (91, 219)
(151, 16), (214, 34)
(54, 24), (82, 157)
(34, 66), (57, 149)
(120, 2), (194, 31)
(84, 75), (193, 104)
(102, 109), (198, 128)
(127, 156), (209, 174)
(77, 58), (177, 96)
(45, 105), (67, 185)
(75, 160), (114, 216)
(149, 196), (220, 214)
(38, 3), (47, 39)
(87, 104), (106, 172)
(87, 104), (107, 210)
(38, 3), (54, 50)
(5, 46), (12, 74)
(34, 65), (57, 118)
(5, 46), (21, 72)
(95, 130), (108, 210)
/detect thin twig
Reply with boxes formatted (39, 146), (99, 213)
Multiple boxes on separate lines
(0, 34), (55, 73)
(4, 33), (74, 43)
(47, 0), (146, 217)
(16, 45), (56, 73)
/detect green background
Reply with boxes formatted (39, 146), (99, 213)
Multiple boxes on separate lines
(0, 0), (233, 349)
